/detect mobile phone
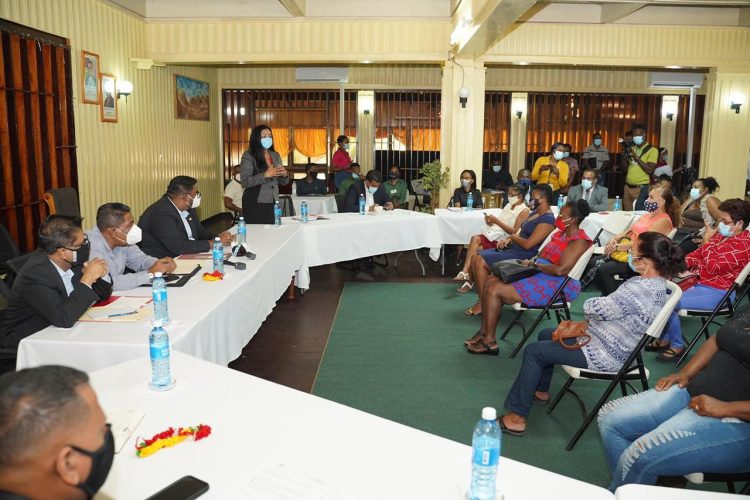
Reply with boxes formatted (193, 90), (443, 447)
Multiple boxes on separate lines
(145, 475), (209, 500)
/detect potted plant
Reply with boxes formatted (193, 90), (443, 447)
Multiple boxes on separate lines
(419, 160), (450, 211)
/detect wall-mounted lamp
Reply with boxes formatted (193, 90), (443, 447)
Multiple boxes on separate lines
(730, 93), (745, 114)
(515, 110), (523, 119)
(117, 80), (133, 101)
(666, 112), (674, 121)
(730, 101), (742, 114)
(363, 109), (371, 115)
(458, 87), (470, 108)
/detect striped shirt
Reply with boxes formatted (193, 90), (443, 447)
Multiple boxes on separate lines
(686, 231), (750, 291)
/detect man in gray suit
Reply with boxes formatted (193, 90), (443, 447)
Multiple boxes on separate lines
(566, 168), (609, 212)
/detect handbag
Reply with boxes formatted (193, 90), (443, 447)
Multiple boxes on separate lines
(673, 273), (699, 292)
(551, 320), (591, 350)
(492, 259), (540, 283)
(609, 236), (632, 263)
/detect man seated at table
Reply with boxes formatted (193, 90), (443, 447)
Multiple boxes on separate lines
(566, 169), (609, 212)
(482, 161), (513, 191)
(338, 162), (361, 196)
(383, 165), (409, 209)
(88, 202), (176, 291)
(0, 365), (114, 499)
(0, 216), (112, 350)
(342, 170), (394, 213)
(295, 164), (328, 196)
(139, 176), (232, 258)
(223, 164), (243, 215)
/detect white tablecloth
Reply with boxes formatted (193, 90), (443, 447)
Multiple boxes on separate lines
(291, 194), (338, 215)
(433, 208), (506, 245)
(17, 224), (306, 372)
(91, 352), (614, 500)
(615, 484), (740, 499)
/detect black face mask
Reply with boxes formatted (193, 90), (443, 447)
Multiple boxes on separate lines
(72, 425), (115, 499)
(65, 240), (90, 268)
(528, 198), (540, 211)
(389, 173), (399, 179)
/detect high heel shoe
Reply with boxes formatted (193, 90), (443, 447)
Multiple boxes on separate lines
(453, 271), (470, 282)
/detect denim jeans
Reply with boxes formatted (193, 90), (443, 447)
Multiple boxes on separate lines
(598, 385), (750, 491)
(661, 284), (733, 349)
(503, 328), (587, 418)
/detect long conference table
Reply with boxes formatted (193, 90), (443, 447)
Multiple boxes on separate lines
(16, 208), (637, 372)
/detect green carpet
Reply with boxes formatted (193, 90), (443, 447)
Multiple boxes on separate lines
(312, 282), (693, 488)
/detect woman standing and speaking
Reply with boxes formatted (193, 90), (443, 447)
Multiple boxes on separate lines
(241, 124), (290, 224)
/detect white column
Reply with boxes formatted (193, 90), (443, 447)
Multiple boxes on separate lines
(660, 95), (679, 170)
(356, 90), (375, 172)
(509, 92), (528, 176)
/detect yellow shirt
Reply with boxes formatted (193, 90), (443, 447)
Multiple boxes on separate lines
(531, 156), (569, 192)
(625, 143), (659, 186)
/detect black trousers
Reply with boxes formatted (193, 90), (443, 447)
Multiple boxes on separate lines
(595, 259), (635, 296)
(242, 185), (274, 224)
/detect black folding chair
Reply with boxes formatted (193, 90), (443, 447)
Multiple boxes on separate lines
(547, 281), (683, 450)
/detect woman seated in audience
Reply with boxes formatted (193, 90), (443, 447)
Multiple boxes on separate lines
(595, 184), (681, 295)
(675, 177), (721, 254)
(648, 198), (750, 362)
(497, 232), (682, 434)
(464, 199), (592, 354)
(598, 303), (750, 492)
(454, 184), (530, 293)
(466, 185), (556, 316)
(452, 170), (483, 209)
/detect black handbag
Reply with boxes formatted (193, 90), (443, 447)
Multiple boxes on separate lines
(491, 259), (540, 283)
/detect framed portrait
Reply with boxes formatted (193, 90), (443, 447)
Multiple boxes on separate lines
(174, 74), (210, 121)
(99, 73), (117, 123)
(81, 51), (100, 104)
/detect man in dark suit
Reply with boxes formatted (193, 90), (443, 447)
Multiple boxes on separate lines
(342, 170), (394, 213)
(139, 176), (232, 258)
(0, 215), (112, 350)
(566, 168), (610, 212)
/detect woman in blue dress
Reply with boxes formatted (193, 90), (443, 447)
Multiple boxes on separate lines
(466, 184), (556, 316)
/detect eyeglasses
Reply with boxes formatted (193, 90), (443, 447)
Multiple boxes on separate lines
(64, 236), (89, 251)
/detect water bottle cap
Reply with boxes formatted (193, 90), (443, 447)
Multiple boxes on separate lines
(214, 237), (220, 241)
(481, 407), (497, 421)
(239, 216), (244, 221)
(154, 272), (163, 278)
(152, 319), (164, 328)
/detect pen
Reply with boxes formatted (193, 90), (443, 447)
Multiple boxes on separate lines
(108, 311), (137, 318)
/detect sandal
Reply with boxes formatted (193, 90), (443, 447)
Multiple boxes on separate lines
(453, 271), (470, 282)
(457, 281), (474, 293)
(645, 340), (670, 352)
(466, 342), (499, 356)
(656, 348), (684, 363)
(464, 332), (485, 346)
(498, 417), (525, 437)
(465, 304), (482, 316)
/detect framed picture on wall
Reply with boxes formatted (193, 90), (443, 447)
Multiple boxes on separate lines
(174, 74), (210, 121)
(100, 73), (117, 123)
(81, 51), (100, 104)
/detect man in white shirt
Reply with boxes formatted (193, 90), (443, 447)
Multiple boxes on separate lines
(224, 164), (243, 214)
(88, 202), (176, 291)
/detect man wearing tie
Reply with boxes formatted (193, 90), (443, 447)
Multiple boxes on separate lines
(139, 176), (232, 258)
(566, 169), (609, 212)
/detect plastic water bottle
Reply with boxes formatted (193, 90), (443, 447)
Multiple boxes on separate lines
(274, 201), (282, 226)
(557, 194), (564, 210)
(149, 322), (173, 391)
(301, 199), (309, 223)
(469, 407), (501, 500)
(359, 194), (366, 215)
(151, 272), (170, 326)
(614, 196), (622, 211)
(467, 191), (474, 211)
(236, 216), (246, 247)
(212, 237), (224, 274)
(291, 180), (297, 196)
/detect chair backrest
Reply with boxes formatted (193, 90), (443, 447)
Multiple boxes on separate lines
(645, 281), (683, 339)
(667, 227), (678, 239)
(411, 179), (426, 196)
(568, 245), (595, 281)
(43, 187), (81, 218)
(601, 212), (634, 235)
(729, 260), (750, 288)
(0, 223), (20, 263)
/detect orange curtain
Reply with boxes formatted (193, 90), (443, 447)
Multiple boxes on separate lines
(271, 128), (290, 158)
(294, 128), (327, 158)
(411, 128), (441, 151)
(391, 128), (407, 144)
(375, 127), (389, 139)
(483, 129), (498, 152)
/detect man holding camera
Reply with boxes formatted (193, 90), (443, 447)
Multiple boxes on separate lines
(622, 124), (658, 211)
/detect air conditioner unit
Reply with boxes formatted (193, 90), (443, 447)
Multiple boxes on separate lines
(649, 72), (704, 89)
(295, 67), (349, 83)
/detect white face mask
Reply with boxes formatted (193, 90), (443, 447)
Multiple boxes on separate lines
(116, 224), (142, 245)
(190, 193), (201, 209)
(507, 196), (519, 205)
(553, 150), (565, 161)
